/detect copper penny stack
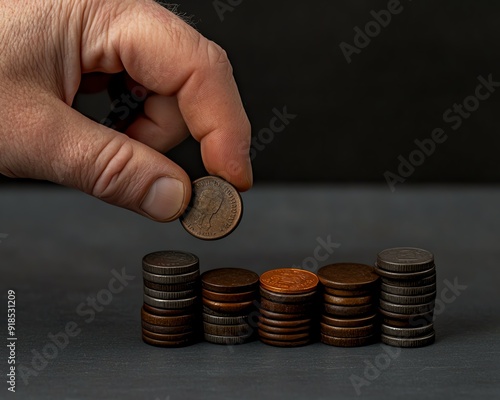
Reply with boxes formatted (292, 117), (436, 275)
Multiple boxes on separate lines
(375, 247), (436, 348)
(141, 251), (201, 347)
(258, 268), (319, 347)
(201, 268), (259, 345)
(317, 263), (379, 347)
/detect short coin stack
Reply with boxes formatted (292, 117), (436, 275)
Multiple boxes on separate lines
(375, 247), (436, 348)
(201, 268), (259, 345)
(141, 251), (200, 347)
(317, 263), (379, 347)
(258, 268), (318, 347)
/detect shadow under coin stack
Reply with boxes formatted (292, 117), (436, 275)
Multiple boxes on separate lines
(201, 268), (259, 345)
(375, 247), (436, 348)
(258, 268), (318, 347)
(141, 251), (200, 347)
(317, 263), (379, 347)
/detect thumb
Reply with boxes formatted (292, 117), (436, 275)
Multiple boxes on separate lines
(36, 97), (190, 222)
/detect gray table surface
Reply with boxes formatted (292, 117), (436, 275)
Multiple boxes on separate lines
(1, 184), (499, 400)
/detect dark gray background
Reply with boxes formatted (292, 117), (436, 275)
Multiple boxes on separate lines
(1, 185), (499, 399)
(2, 0), (500, 185)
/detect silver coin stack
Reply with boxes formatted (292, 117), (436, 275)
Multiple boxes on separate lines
(141, 251), (201, 347)
(375, 247), (436, 347)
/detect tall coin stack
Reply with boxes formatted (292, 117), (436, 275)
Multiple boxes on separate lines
(375, 247), (436, 348)
(201, 268), (259, 345)
(141, 251), (200, 347)
(258, 268), (318, 347)
(317, 263), (379, 347)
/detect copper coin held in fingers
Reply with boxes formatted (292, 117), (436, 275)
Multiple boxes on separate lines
(260, 268), (319, 294)
(201, 268), (259, 293)
(318, 263), (379, 290)
(180, 176), (243, 240)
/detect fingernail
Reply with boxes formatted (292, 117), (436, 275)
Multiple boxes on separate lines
(141, 177), (185, 221)
(246, 160), (254, 187)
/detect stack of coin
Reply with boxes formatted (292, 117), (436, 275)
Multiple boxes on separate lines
(317, 263), (379, 347)
(375, 247), (436, 348)
(141, 251), (200, 347)
(201, 268), (259, 345)
(258, 268), (318, 347)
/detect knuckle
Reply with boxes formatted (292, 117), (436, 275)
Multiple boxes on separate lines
(91, 137), (139, 204)
(206, 40), (233, 76)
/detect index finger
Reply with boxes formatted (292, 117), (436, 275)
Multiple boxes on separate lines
(94, 1), (253, 190)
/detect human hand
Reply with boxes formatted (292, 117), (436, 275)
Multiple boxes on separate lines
(0, 0), (253, 221)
